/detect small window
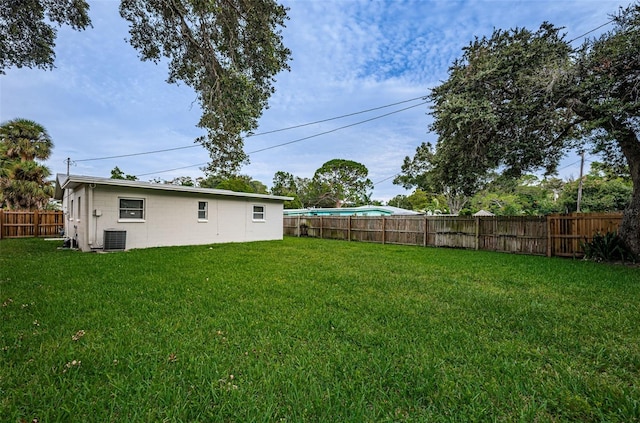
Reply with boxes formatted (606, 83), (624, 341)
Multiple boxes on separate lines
(252, 205), (265, 221)
(70, 199), (74, 219)
(198, 201), (208, 220)
(77, 196), (81, 220)
(119, 198), (145, 220)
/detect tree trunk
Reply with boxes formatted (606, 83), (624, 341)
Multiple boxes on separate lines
(619, 155), (640, 258)
(620, 183), (640, 259)
(446, 192), (468, 215)
(612, 118), (640, 258)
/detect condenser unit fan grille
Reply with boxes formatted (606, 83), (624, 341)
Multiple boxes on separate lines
(103, 229), (126, 251)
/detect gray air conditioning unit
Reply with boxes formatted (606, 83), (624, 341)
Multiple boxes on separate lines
(103, 229), (126, 251)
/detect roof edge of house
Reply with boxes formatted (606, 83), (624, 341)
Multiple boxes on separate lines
(55, 174), (293, 202)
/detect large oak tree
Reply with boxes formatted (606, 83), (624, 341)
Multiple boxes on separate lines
(272, 159), (374, 209)
(1, 0), (291, 176)
(406, 4), (640, 256)
(311, 159), (373, 208)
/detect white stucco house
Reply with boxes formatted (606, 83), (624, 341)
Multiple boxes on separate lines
(54, 174), (292, 252)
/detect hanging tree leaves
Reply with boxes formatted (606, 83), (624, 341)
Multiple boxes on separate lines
(0, 0), (91, 73)
(119, 0), (291, 176)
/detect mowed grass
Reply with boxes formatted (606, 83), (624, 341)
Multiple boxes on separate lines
(1, 237), (639, 422)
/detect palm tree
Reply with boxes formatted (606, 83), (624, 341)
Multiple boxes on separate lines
(1, 118), (55, 210)
(0, 118), (53, 162)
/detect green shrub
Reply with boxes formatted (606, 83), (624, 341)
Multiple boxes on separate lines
(581, 231), (635, 262)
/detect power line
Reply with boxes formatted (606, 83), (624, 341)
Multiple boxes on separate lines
(74, 95), (429, 163)
(248, 94), (428, 137)
(372, 173), (400, 186)
(247, 101), (428, 154)
(567, 18), (615, 43)
(135, 101), (429, 178)
(556, 154), (593, 173)
(76, 144), (200, 162)
(136, 162), (209, 178)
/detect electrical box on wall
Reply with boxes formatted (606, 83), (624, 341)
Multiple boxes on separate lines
(93, 209), (102, 217)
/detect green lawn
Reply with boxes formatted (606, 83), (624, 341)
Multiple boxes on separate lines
(1, 237), (639, 422)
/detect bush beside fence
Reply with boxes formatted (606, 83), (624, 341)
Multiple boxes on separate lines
(284, 213), (623, 258)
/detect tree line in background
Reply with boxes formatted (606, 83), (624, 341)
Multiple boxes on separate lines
(389, 164), (632, 216)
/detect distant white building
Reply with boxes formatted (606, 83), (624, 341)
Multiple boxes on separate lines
(473, 209), (495, 217)
(55, 174), (292, 252)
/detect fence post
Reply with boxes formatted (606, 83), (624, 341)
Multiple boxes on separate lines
(424, 215), (428, 247)
(0, 210), (3, 240)
(34, 209), (40, 237)
(474, 216), (480, 250)
(320, 216), (323, 240)
(382, 217), (386, 244)
(572, 216), (578, 256)
(546, 215), (552, 257)
(348, 215), (351, 241)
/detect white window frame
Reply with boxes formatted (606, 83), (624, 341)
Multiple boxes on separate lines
(118, 197), (145, 222)
(198, 201), (208, 221)
(252, 204), (265, 222)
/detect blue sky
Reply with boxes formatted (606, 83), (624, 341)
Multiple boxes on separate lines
(0, 0), (631, 201)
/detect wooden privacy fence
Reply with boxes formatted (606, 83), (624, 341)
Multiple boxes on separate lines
(0, 210), (65, 239)
(284, 213), (624, 258)
(547, 213), (624, 257)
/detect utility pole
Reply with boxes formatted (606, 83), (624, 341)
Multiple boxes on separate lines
(66, 157), (71, 175)
(576, 151), (585, 213)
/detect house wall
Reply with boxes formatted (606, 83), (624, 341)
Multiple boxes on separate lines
(64, 184), (284, 251)
(61, 184), (87, 247)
